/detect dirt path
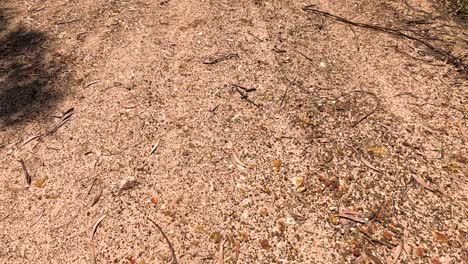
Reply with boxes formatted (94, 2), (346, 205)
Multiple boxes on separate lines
(1, 1), (467, 263)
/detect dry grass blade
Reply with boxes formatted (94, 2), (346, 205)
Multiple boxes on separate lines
(88, 177), (97, 195)
(352, 93), (379, 127)
(148, 218), (178, 264)
(30, 209), (45, 227)
(88, 240), (97, 264)
(337, 213), (366, 224)
(19, 135), (40, 148)
(91, 214), (107, 240)
(232, 150), (247, 169)
(360, 157), (381, 173)
(1, 213), (10, 222)
(19, 159), (32, 187)
(52, 214), (78, 230)
(84, 80), (101, 88)
(150, 140), (160, 155)
(412, 174), (435, 192)
(218, 239), (228, 264)
(391, 242), (403, 263)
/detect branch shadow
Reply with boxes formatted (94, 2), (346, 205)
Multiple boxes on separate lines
(0, 7), (63, 127)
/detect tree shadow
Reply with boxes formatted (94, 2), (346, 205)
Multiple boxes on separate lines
(0, 7), (63, 127)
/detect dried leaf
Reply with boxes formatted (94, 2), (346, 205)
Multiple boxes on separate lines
(382, 231), (393, 241)
(433, 231), (449, 243)
(258, 207), (268, 217)
(297, 186), (307, 193)
(240, 231), (249, 242)
(276, 218), (286, 233)
(416, 247), (425, 257)
(291, 177), (304, 187)
(412, 174), (435, 192)
(33, 176), (48, 188)
(367, 146), (387, 156)
(260, 239), (270, 250)
(272, 159), (282, 172)
(210, 231), (223, 243)
(330, 215), (340, 225)
(92, 188), (103, 206)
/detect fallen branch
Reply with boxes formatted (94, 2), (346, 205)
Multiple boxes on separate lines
(148, 218), (178, 264)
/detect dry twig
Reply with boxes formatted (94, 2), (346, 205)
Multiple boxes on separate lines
(30, 209), (45, 227)
(148, 218), (178, 264)
(302, 5), (466, 71)
(19, 159), (32, 187)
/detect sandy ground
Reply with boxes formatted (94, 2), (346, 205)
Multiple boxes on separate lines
(0, 0), (467, 263)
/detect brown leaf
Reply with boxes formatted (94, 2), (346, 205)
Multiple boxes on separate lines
(433, 231), (449, 243)
(416, 247), (425, 257)
(367, 146), (387, 156)
(382, 231), (393, 241)
(91, 188), (103, 206)
(260, 239), (270, 250)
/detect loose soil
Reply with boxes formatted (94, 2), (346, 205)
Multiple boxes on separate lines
(1, 1), (467, 263)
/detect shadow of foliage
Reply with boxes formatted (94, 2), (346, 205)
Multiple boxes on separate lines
(0, 7), (63, 127)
